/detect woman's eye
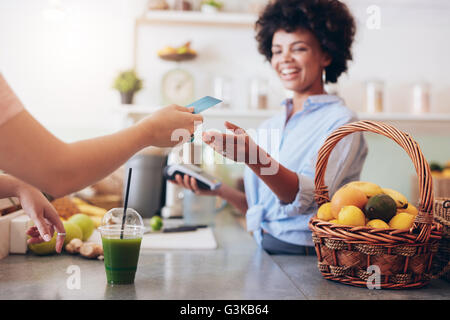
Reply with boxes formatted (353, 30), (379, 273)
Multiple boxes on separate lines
(271, 50), (281, 55)
(293, 47), (307, 52)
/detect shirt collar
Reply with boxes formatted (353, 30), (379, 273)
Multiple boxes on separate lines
(282, 94), (342, 111)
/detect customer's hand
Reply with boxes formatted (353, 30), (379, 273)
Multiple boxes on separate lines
(137, 105), (203, 148)
(170, 174), (221, 197)
(202, 121), (259, 164)
(16, 183), (66, 253)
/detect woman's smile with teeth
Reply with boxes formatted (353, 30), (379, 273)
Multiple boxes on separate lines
(281, 68), (299, 75)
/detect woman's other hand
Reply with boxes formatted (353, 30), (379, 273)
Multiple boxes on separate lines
(137, 105), (203, 148)
(16, 183), (66, 253)
(170, 174), (221, 197)
(202, 121), (259, 164)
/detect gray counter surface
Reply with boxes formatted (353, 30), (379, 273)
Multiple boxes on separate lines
(0, 210), (448, 300)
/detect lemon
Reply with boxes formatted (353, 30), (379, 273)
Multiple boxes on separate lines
(398, 203), (418, 216)
(338, 205), (366, 226)
(389, 212), (415, 229)
(317, 202), (333, 221)
(329, 219), (339, 224)
(366, 219), (390, 229)
(442, 168), (450, 177)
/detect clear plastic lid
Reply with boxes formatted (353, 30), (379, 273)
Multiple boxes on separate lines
(99, 208), (144, 239)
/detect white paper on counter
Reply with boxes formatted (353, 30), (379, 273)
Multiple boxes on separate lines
(141, 228), (217, 250)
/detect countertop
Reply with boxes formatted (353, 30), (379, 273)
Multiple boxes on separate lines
(0, 209), (448, 300)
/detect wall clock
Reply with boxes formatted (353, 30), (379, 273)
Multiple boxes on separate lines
(161, 68), (195, 106)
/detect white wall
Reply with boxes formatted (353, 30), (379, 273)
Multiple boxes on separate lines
(0, 0), (449, 142)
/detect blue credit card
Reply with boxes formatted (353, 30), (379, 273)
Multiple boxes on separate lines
(186, 96), (222, 114)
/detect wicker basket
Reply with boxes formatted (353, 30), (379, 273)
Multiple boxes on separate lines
(308, 120), (443, 289)
(432, 198), (449, 281)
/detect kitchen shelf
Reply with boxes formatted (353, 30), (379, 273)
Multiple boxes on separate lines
(138, 11), (258, 28)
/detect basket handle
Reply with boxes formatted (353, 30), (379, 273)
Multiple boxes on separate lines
(314, 120), (434, 243)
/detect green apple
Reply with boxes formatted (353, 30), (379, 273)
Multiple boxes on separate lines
(68, 214), (94, 241)
(150, 216), (163, 231)
(28, 233), (57, 255)
(28, 221), (83, 255)
(63, 221), (83, 244)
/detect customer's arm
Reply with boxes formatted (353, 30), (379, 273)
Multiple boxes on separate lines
(0, 107), (202, 197)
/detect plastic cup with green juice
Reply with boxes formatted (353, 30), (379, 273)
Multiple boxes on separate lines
(99, 208), (144, 285)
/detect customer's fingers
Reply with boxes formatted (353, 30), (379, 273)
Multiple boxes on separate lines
(27, 236), (44, 245)
(175, 105), (194, 113)
(44, 205), (65, 253)
(192, 113), (203, 122)
(26, 225), (41, 237)
(26, 228), (44, 244)
(33, 214), (53, 242)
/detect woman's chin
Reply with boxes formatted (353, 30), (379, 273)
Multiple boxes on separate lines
(280, 81), (304, 92)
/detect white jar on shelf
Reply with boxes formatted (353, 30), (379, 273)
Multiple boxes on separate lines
(412, 82), (431, 114)
(365, 80), (384, 113)
(249, 77), (268, 110)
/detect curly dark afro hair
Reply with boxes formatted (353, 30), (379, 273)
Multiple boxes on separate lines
(255, 0), (356, 83)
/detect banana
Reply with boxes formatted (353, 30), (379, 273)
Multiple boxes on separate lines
(77, 204), (107, 217)
(382, 188), (408, 209)
(345, 181), (383, 198)
(397, 203), (418, 216)
(157, 46), (177, 56)
(71, 197), (89, 206)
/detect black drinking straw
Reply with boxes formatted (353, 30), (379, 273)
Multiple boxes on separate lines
(120, 167), (132, 240)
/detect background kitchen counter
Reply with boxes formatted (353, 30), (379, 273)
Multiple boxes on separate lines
(0, 209), (448, 300)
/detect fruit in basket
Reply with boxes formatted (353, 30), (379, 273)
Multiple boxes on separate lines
(365, 194), (397, 223)
(442, 168), (450, 178)
(317, 202), (333, 221)
(398, 203), (418, 216)
(389, 212), (415, 229)
(366, 219), (390, 229)
(157, 46), (177, 56)
(158, 41), (197, 59)
(329, 219), (339, 224)
(330, 186), (368, 219)
(68, 214), (95, 241)
(344, 181), (383, 198)
(429, 162), (443, 172)
(381, 188), (408, 209)
(337, 205), (366, 226)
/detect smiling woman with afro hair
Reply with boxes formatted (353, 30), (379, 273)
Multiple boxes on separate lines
(256, 0), (356, 83)
(170, 0), (368, 255)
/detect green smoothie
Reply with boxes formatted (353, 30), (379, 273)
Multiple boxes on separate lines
(102, 237), (142, 284)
